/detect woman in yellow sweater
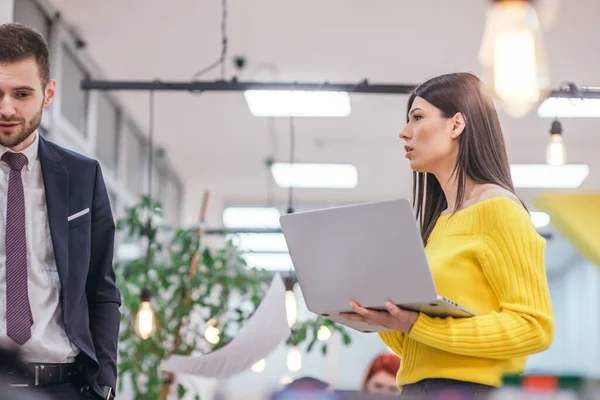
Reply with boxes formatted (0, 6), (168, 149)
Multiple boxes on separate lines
(341, 72), (554, 397)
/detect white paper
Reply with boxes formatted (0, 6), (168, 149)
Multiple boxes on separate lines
(160, 273), (290, 378)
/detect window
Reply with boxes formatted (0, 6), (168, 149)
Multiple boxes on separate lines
(60, 45), (90, 136)
(154, 170), (182, 226)
(13, 0), (51, 41)
(95, 94), (120, 171)
(123, 122), (147, 197)
(152, 163), (164, 203)
(107, 189), (118, 217)
(172, 183), (183, 224)
(168, 180), (183, 225)
(38, 125), (49, 139)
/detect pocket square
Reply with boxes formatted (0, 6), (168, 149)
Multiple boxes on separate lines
(68, 208), (90, 222)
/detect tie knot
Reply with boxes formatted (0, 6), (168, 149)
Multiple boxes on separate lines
(2, 152), (28, 171)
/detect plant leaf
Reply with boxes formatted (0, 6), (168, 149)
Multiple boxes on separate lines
(178, 384), (187, 398)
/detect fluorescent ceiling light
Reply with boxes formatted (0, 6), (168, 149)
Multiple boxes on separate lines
(242, 252), (293, 271)
(538, 97), (600, 118)
(227, 233), (289, 253)
(271, 163), (358, 189)
(222, 207), (281, 229)
(530, 211), (551, 228)
(510, 164), (589, 188)
(244, 90), (351, 117)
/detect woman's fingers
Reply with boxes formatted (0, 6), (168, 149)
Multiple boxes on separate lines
(347, 301), (394, 327)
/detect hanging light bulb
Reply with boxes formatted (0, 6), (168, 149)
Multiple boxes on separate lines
(287, 346), (302, 372)
(134, 287), (156, 340)
(284, 277), (297, 327)
(204, 318), (220, 345)
(251, 358), (266, 373)
(546, 119), (566, 166)
(317, 326), (331, 341)
(479, 0), (549, 117)
(285, 290), (297, 327)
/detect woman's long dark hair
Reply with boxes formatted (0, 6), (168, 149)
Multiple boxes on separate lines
(409, 73), (517, 245)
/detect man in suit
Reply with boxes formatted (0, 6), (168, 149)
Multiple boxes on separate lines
(0, 345), (53, 400)
(0, 23), (121, 400)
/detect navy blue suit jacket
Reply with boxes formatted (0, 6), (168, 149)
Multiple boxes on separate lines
(38, 135), (121, 391)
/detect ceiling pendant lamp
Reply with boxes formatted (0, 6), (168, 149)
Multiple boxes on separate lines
(546, 119), (566, 166)
(478, 0), (549, 118)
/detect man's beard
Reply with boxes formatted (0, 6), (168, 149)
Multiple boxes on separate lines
(0, 104), (44, 149)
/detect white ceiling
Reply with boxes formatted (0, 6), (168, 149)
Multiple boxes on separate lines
(46, 0), (600, 223)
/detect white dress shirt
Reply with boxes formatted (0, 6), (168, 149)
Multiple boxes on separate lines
(0, 131), (79, 363)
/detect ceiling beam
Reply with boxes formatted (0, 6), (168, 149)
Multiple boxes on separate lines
(81, 78), (600, 100)
(81, 78), (417, 94)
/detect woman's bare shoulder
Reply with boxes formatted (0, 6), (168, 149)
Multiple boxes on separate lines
(475, 184), (521, 206)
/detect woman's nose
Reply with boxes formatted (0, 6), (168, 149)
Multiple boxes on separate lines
(399, 126), (411, 141)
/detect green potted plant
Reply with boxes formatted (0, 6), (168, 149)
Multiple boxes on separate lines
(115, 196), (352, 399)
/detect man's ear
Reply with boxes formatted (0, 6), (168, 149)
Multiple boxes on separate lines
(43, 80), (56, 108)
(449, 112), (466, 139)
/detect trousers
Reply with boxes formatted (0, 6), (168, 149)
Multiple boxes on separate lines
(400, 378), (496, 399)
(42, 383), (92, 400)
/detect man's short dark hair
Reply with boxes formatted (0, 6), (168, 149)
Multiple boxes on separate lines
(0, 23), (50, 87)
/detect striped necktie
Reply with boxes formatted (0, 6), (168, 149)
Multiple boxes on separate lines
(3, 152), (33, 345)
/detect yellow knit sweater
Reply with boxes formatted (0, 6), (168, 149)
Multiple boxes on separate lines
(379, 197), (554, 387)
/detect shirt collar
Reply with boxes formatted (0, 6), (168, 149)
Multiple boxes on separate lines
(0, 131), (39, 172)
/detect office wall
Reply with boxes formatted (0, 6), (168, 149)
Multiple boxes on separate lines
(526, 255), (600, 378)
(0, 0), (14, 24)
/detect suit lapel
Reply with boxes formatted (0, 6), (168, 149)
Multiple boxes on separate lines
(38, 136), (70, 292)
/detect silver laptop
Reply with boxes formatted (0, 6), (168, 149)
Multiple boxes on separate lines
(279, 198), (477, 333)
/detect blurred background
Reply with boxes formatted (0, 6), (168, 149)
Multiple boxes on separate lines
(2, 0), (600, 399)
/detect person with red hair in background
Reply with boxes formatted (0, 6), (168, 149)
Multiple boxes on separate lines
(362, 353), (402, 396)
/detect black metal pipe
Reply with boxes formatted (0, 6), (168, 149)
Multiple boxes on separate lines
(547, 88), (600, 99)
(81, 78), (600, 101)
(80, 78), (417, 94)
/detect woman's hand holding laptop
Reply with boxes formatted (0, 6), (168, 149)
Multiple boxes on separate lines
(340, 300), (419, 334)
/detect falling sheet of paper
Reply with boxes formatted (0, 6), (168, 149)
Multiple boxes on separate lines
(160, 273), (290, 378)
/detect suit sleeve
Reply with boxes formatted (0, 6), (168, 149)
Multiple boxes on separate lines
(86, 161), (121, 389)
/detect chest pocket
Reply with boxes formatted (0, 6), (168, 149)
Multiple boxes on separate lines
(68, 208), (91, 230)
